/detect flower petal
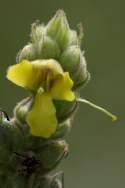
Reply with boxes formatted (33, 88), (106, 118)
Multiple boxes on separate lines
(7, 59), (63, 91)
(51, 72), (75, 101)
(7, 60), (38, 91)
(27, 89), (57, 138)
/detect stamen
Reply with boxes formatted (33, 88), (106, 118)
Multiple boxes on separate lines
(77, 98), (117, 121)
(46, 74), (51, 92)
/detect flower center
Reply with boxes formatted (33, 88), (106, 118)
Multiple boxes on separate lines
(39, 69), (58, 92)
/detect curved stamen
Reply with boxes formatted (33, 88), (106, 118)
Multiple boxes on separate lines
(77, 98), (117, 121)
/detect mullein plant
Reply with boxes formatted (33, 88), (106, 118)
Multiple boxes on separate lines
(0, 10), (117, 188)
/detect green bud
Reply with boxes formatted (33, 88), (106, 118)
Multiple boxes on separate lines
(72, 56), (89, 88)
(34, 172), (63, 188)
(68, 30), (79, 46)
(14, 97), (33, 124)
(37, 36), (60, 59)
(60, 45), (88, 88)
(30, 22), (46, 42)
(17, 44), (36, 62)
(38, 140), (68, 172)
(52, 119), (71, 139)
(74, 71), (91, 90)
(54, 100), (77, 123)
(46, 10), (70, 49)
(60, 45), (81, 73)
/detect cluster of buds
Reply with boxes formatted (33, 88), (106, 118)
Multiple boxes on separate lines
(0, 10), (116, 188)
(11, 10), (90, 139)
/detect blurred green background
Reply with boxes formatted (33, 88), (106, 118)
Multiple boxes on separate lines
(0, 0), (124, 187)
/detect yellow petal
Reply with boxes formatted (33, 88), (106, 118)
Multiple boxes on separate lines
(51, 72), (75, 101)
(32, 59), (63, 76)
(7, 59), (63, 91)
(26, 89), (57, 138)
(7, 60), (37, 91)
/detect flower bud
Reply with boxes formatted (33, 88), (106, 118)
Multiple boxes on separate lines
(30, 23), (45, 42)
(17, 44), (36, 62)
(46, 10), (70, 49)
(38, 140), (68, 172)
(52, 119), (71, 139)
(54, 100), (77, 123)
(14, 97), (33, 124)
(34, 173), (63, 188)
(60, 45), (88, 88)
(68, 30), (79, 46)
(72, 56), (90, 89)
(60, 45), (81, 73)
(37, 36), (60, 59)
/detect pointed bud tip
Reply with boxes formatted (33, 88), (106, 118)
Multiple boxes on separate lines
(55, 9), (66, 17)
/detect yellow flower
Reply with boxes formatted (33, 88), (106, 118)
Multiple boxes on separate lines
(7, 59), (75, 138)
